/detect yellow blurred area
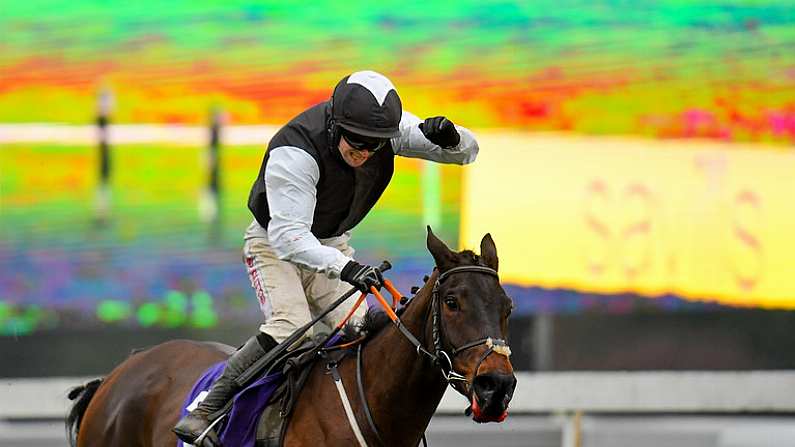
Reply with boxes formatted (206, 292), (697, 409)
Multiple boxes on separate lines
(461, 132), (795, 308)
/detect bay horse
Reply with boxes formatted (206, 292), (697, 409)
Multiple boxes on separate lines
(66, 228), (516, 446)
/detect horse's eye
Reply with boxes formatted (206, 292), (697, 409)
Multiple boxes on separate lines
(444, 296), (459, 311)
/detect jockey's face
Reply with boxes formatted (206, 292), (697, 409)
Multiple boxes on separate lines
(338, 137), (372, 168)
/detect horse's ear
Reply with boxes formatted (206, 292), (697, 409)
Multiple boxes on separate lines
(480, 233), (498, 271)
(427, 226), (456, 270)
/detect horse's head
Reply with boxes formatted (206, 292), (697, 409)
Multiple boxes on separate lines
(425, 227), (517, 423)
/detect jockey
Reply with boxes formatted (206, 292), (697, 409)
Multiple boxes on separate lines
(173, 70), (479, 444)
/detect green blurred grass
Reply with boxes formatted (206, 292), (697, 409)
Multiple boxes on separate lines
(0, 143), (462, 253)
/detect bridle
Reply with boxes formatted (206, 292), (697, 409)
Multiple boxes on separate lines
(360, 264), (511, 389)
(428, 265), (511, 390)
(331, 264), (512, 447)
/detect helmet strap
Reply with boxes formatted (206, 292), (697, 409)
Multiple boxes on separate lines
(326, 113), (345, 163)
(326, 99), (340, 149)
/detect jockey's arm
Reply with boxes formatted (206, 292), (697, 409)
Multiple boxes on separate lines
(390, 110), (479, 164)
(263, 146), (352, 278)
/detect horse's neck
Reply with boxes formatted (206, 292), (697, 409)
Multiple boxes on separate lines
(360, 274), (447, 445)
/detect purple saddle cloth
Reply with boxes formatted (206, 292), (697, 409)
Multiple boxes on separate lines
(178, 361), (284, 447)
(178, 334), (343, 447)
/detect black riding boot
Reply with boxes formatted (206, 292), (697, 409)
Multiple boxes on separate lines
(173, 334), (278, 446)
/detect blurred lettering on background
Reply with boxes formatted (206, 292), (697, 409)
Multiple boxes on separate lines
(461, 133), (795, 308)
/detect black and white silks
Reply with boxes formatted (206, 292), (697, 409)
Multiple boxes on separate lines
(245, 110), (479, 278)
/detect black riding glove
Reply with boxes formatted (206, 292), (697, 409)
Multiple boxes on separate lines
(340, 261), (384, 293)
(419, 116), (461, 148)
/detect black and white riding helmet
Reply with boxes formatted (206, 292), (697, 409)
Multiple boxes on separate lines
(330, 70), (402, 139)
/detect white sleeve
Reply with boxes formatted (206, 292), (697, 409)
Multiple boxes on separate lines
(264, 147), (352, 277)
(390, 110), (479, 165)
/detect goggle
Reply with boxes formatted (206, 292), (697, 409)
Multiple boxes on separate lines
(341, 130), (388, 153)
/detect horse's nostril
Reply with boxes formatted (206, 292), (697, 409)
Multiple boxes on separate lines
(473, 374), (498, 394)
(473, 373), (517, 406)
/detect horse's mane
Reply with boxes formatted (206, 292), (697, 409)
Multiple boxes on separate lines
(339, 250), (485, 345)
(66, 378), (103, 447)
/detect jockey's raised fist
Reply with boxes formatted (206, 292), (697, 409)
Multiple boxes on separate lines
(420, 116), (460, 149)
(341, 261), (384, 293)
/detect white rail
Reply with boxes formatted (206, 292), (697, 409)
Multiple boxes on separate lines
(4, 372), (795, 419)
(0, 123), (279, 146)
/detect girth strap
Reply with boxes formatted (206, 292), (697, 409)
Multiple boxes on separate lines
(329, 362), (368, 447)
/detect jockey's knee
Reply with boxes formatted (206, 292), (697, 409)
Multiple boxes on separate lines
(256, 332), (278, 351)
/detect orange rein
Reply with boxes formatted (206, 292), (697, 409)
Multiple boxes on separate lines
(369, 280), (401, 322)
(332, 279), (404, 346)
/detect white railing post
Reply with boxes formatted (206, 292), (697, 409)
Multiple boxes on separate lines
(561, 410), (582, 447)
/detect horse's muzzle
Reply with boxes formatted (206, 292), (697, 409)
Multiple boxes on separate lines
(470, 372), (517, 423)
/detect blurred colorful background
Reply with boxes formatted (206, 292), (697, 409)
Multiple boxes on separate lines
(3, 1), (795, 140)
(2, 0), (795, 372)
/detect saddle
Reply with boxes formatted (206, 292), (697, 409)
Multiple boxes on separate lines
(181, 336), (347, 447)
(255, 344), (348, 446)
